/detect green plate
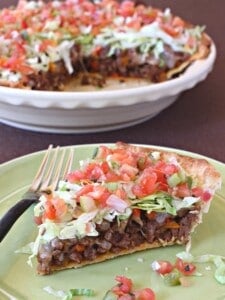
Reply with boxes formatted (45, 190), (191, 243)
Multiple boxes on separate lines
(0, 144), (225, 300)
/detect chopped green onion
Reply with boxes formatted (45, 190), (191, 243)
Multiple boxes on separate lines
(69, 288), (95, 297)
(105, 182), (119, 191)
(176, 251), (194, 263)
(44, 286), (95, 300)
(163, 269), (181, 286)
(186, 176), (193, 189)
(167, 173), (182, 188)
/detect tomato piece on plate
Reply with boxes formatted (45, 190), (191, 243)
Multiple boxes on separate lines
(113, 275), (133, 294)
(135, 288), (156, 300)
(175, 258), (196, 276)
(152, 260), (174, 275)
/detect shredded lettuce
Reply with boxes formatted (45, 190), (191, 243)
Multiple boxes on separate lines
(103, 290), (117, 300)
(194, 254), (225, 284)
(59, 211), (99, 239)
(172, 196), (200, 211)
(15, 242), (34, 255)
(176, 251), (194, 263)
(131, 192), (176, 215)
(43, 286), (67, 298)
(27, 220), (62, 266)
(43, 286), (95, 300)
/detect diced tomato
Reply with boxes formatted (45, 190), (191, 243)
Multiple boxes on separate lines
(192, 187), (212, 202)
(155, 161), (178, 176)
(44, 200), (56, 220)
(119, 163), (138, 181)
(118, 0), (135, 17)
(21, 19), (28, 29)
(101, 161), (110, 173)
(110, 275), (155, 300)
(135, 288), (156, 300)
(3, 57), (21, 69)
(79, 14), (92, 26)
(105, 171), (121, 182)
(110, 151), (127, 165)
(126, 18), (141, 30)
(191, 187), (203, 197)
(52, 197), (68, 220)
(175, 258), (196, 276)
(39, 39), (56, 52)
(66, 170), (85, 182)
(147, 211), (157, 220)
(88, 185), (110, 202)
(138, 7), (158, 25)
(114, 276), (133, 294)
(1, 9), (17, 23)
(85, 163), (105, 181)
(154, 260), (174, 275)
(172, 16), (185, 28)
(42, 196), (68, 221)
(132, 184), (145, 198)
(201, 191), (212, 202)
(69, 162), (105, 182)
(40, 7), (54, 22)
(160, 23), (180, 37)
(81, 0), (95, 12)
(132, 208), (141, 218)
(16, 64), (34, 75)
(175, 183), (191, 198)
(76, 184), (94, 198)
(156, 182), (169, 192)
(34, 216), (43, 225)
(114, 188), (126, 200)
(132, 168), (157, 197)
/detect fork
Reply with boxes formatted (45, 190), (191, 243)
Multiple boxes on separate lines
(0, 145), (74, 243)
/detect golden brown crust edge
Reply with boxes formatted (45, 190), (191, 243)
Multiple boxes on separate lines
(167, 33), (212, 79)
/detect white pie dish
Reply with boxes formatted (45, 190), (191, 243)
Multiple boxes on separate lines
(0, 43), (216, 133)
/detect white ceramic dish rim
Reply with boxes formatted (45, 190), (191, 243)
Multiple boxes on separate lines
(0, 43), (216, 109)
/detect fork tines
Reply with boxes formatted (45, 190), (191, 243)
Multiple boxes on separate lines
(31, 145), (74, 192)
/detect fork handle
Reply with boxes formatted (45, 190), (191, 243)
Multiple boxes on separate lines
(0, 198), (37, 243)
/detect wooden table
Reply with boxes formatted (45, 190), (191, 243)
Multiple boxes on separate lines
(1, 0), (225, 164)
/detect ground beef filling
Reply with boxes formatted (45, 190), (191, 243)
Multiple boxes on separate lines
(26, 45), (190, 91)
(37, 208), (199, 274)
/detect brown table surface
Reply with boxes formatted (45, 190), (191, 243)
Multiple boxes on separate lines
(0, 0), (225, 165)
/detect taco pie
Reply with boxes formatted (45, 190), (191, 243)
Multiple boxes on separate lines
(0, 0), (211, 90)
(29, 142), (221, 275)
